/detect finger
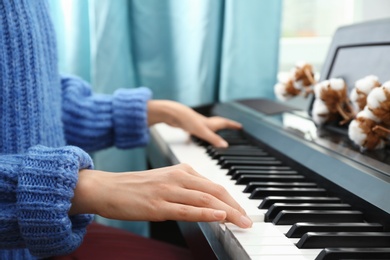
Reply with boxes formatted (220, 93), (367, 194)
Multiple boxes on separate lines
(178, 173), (247, 216)
(218, 117), (243, 129)
(197, 117), (243, 147)
(207, 117), (242, 131)
(193, 127), (229, 148)
(160, 201), (226, 222)
(166, 165), (252, 227)
(161, 201), (252, 229)
(168, 188), (251, 228)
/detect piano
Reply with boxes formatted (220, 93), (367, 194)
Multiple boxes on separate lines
(146, 19), (390, 259)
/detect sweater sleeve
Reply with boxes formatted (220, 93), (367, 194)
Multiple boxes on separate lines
(61, 75), (152, 152)
(0, 145), (94, 258)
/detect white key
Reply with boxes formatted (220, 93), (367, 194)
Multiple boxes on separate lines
(275, 225), (293, 234)
(225, 223), (321, 259)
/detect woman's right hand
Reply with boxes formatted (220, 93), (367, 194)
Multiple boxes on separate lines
(70, 163), (253, 229)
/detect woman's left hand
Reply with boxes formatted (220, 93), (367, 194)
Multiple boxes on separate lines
(147, 100), (242, 147)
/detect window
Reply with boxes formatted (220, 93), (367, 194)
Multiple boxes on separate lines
(278, 0), (390, 73)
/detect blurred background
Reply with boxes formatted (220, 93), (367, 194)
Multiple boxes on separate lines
(279, 0), (390, 72)
(48, 0), (390, 237)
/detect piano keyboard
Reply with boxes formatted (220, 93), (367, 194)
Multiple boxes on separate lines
(151, 123), (390, 260)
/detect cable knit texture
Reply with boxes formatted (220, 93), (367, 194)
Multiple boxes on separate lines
(18, 146), (94, 257)
(0, 0), (151, 258)
(62, 75), (151, 151)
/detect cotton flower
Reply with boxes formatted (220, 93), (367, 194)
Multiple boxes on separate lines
(291, 61), (316, 88)
(348, 107), (388, 150)
(366, 81), (390, 125)
(274, 74), (301, 101)
(350, 75), (380, 113)
(312, 78), (354, 125)
(274, 61), (316, 101)
(312, 99), (331, 125)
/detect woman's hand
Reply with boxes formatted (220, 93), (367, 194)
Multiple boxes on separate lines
(147, 100), (242, 147)
(70, 164), (253, 229)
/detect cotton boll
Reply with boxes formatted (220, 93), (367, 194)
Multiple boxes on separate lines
(313, 80), (329, 98)
(348, 119), (369, 149)
(366, 82), (390, 125)
(350, 88), (361, 113)
(359, 106), (381, 122)
(316, 78), (348, 114)
(382, 80), (390, 90)
(274, 76), (301, 101)
(350, 75), (380, 113)
(328, 78), (345, 91)
(355, 75), (380, 92)
(293, 77), (306, 90)
(348, 114), (386, 150)
(274, 82), (290, 101)
(313, 78), (346, 99)
(277, 71), (293, 83)
(312, 78), (354, 125)
(291, 61), (315, 88)
(311, 99), (330, 125)
(274, 62), (316, 102)
(366, 87), (386, 109)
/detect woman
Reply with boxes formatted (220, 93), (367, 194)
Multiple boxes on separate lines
(0, 0), (252, 259)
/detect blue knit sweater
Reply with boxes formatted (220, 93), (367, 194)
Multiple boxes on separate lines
(0, 0), (151, 259)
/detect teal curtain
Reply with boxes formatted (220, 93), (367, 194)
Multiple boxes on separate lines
(49, 0), (282, 237)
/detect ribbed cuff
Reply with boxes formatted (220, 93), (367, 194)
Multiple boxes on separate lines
(113, 87), (152, 148)
(17, 145), (94, 257)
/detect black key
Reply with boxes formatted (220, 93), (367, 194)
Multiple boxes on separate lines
(237, 174), (305, 185)
(315, 248), (390, 260)
(297, 232), (390, 248)
(218, 155), (273, 161)
(217, 132), (246, 139)
(218, 156), (276, 164)
(226, 139), (252, 145)
(259, 196), (341, 209)
(217, 129), (246, 139)
(244, 182), (317, 193)
(286, 222), (384, 238)
(207, 139), (251, 148)
(191, 135), (214, 147)
(250, 187), (327, 199)
(207, 146), (261, 156)
(214, 130), (248, 143)
(272, 210), (364, 225)
(217, 134), (244, 140)
(221, 159), (283, 168)
(232, 169), (297, 180)
(211, 150), (268, 159)
(265, 203), (352, 221)
(227, 165), (291, 175)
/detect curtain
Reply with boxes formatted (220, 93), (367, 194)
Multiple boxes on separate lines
(49, 0), (282, 237)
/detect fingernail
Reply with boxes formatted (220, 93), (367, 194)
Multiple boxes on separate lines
(214, 210), (226, 220)
(218, 140), (228, 148)
(240, 215), (253, 228)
